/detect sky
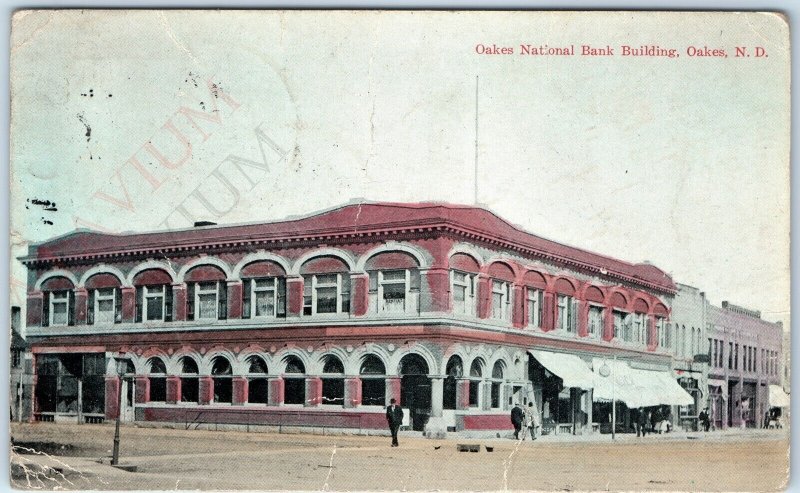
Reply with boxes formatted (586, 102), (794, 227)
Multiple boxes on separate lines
(9, 10), (790, 330)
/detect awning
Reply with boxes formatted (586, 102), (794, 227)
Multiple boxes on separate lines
(591, 358), (694, 408)
(530, 350), (594, 389)
(769, 385), (790, 408)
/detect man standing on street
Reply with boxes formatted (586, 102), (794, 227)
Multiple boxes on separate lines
(510, 403), (524, 440)
(386, 398), (404, 447)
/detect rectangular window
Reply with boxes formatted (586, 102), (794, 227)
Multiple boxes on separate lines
(94, 288), (116, 324)
(195, 282), (219, 320)
(361, 378), (386, 406)
(468, 380), (480, 407)
(250, 278), (286, 318)
(50, 291), (69, 326)
(452, 271), (476, 316)
(284, 378), (305, 404)
(144, 285), (166, 321)
(761, 348), (765, 373)
(527, 288), (543, 328)
(728, 342), (734, 369)
(632, 313), (646, 345)
(380, 270), (408, 313)
(656, 317), (667, 348)
(588, 306), (604, 338)
(613, 310), (628, 340)
(491, 280), (510, 321)
(149, 377), (167, 402)
(303, 274), (350, 316)
(734, 344), (739, 370)
(557, 295), (576, 333)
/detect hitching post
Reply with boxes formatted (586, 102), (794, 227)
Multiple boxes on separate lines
(111, 354), (131, 466)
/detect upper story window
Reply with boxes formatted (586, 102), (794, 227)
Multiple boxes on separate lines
(451, 271), (477, 316)
(243, 277), (287, 318)
(491, 280), (511, 321)
(632, 312), (647, 345)
(369, 269), (420, 314)
(88, 288), (121, 324)
(656, 316), (668, 348)
(49, 291), (71, 326)
(187, 281), (227, 321)
(527, 288), (543, 329)
(612, 310), (628, 341)
(557, 294), (577, 334)
(588, 305), (604, 338)
(303, 273), (350, 316)
(136, 285), (174, 322)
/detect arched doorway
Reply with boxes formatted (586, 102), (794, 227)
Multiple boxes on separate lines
(444, 355), (464, 410)
(399, 354), (431, 431)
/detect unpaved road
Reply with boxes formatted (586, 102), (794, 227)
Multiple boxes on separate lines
(10, 422), (789, 491)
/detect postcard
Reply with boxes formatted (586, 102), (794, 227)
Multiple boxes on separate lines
(9, 10), (790, 491)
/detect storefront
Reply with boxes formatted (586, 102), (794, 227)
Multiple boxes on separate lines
(528, 350), (594, 435)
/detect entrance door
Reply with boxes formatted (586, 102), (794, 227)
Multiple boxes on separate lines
(120, 378), (135, 422)
(399, 354), (431, 431)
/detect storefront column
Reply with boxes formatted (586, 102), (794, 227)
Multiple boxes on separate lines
(456, 379), (471, 410)
(104, 376), (120, 420)
(386, 377), (402, 406)
(166, 376), (181, 404)
(286, 277), (304, 318)
(430, 376), (444, 418)
(198, 376), (214, 405)
(232, 377), (248, 405)
(135, 376), (150, 404)
(584, 390), (594, 433)
(305, 377), (322, 407)
(268, 377), (284, 406)
(75, 288), (88, 325)
(344, 377), (362, 408)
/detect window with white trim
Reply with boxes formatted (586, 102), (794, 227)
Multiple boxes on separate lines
(451, 271), (477, 316)
(613, 310), (627, 340)
(491, 280), (511, 321)
(632, 313), (647, 345)
(144, 285), (166, 321)
(369, 269), (420, 314)
(303, 273), (350, 316)
(656, 317), (668, 348)
(50, 291), (70, 326)
(527, 288), (543, 328)
(588, 305), (604, 338)
(557, 295), (577, 334)
(243, 277), (287, 318)
(93, 288), (117, 324)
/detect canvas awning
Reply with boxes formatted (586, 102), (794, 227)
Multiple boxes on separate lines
(591, 358), (694, 408)
(530, 350), (594, 389)
(769, 385), (790, 408)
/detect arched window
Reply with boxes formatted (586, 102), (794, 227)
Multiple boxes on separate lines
(40, 276), (75, 327)
(147, 357), (167, 402)
(449, 253), (480, 317)
(179, 357), (199, 403)
(211, 357), (233, 404)
(85, 274), (123, 325)
(133, 269), (174, 323)
(360, 355), (386, 406)
(321, 356), (345, 406)
(241, 260), (287, 319)
(443, 356), (463, 410)
(246, 356), (269, 404)
(184, 265), (227, 321)
(300, 256), (351, 316)
(283, 356), (306, 405)
(469, 359), (484, 408)
(490, 361), (505, 409)
(366, 251), (421, 315)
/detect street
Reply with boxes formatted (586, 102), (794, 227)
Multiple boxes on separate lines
(10, 422), (789, 491)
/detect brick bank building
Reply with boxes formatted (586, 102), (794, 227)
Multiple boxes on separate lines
(22, 202), (691, 435)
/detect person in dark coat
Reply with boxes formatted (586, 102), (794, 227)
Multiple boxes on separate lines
(699, 408), (711, 432)
(386, 398), (404, 447)
(510, 403), (524, 439)
(637, 408), (648, 437)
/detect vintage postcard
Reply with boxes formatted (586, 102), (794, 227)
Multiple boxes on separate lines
(8, 10), (790, 491)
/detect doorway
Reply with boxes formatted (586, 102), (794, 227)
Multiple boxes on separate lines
(399, 354), (431, 431)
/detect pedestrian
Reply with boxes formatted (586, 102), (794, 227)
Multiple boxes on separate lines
(386, 398), (404, 447)
(522, 402), (535, 440)
(637, 407), (648, 437)
(699, 407), (711, 432)
(510, 403), (524, 440)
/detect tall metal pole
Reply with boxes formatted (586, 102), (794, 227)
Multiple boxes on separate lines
(611, 355), (616, 441)
(111, 375), (122, 465)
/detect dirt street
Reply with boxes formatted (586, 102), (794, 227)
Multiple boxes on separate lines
(9, 422), (789, 491)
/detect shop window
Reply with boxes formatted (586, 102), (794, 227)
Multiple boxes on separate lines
(11, 349), (21, 368)
(303, 274), (350, 316)
(490, 361), (504, 409)
(246, 356), (269, 404)
(136, 285), (173, 322)
(588, 306), (603, 338)
(451, 271), (477, 316)
(148, 358), (167, 402)
(211, 357), (233, 404)
(81, 354), (106, 415)
(557, 295), (577, 334)
(284, 356), (306, 405)
(360, 355), (386, 406)
(321, 356), (345, 406)
(243, 278), (287, 319)
(180, 358), (199, 403)
(491, 281), (511, 321)
(527, 288), (543, 328)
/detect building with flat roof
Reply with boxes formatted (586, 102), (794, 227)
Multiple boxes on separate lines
(22, 202), (690, 435)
